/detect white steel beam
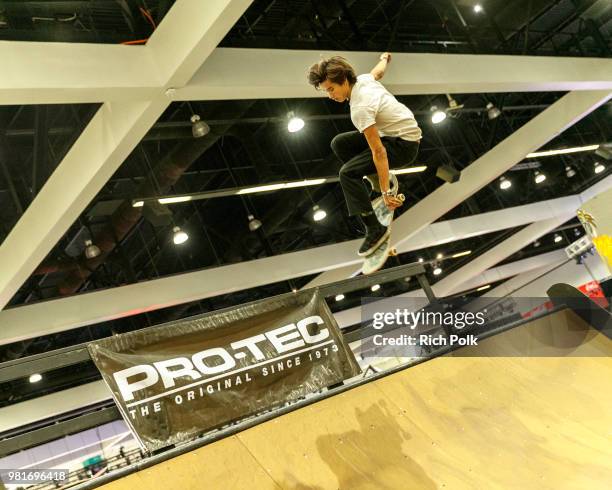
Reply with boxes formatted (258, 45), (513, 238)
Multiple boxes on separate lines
(3, 45), (611, 105)
(0, 99), (168, 311)
(176, 49), (612, 101)
(0, 42), (160, 105)
(433, 216), (571, 297)
(451, 249), (567, 293)
(0, 380), (110, 434)
(303, 194), (585, 289)
(332, 249), (569, 330)
(483, 262), (569, 299)
(0, 190), (599, 346)
(0, 0), (253, 311)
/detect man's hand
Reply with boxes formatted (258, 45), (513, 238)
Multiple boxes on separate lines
(371, 53), (392, 80)
(383, 194), (403, 210)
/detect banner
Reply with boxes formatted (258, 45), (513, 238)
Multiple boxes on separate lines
(88, 291), (360, 452)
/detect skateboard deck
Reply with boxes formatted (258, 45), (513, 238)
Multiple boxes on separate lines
(372, 193), (405, 226)
(361, 236), (398, 275)
(361, 173), (404, 275)
(365, 172), (403, 227)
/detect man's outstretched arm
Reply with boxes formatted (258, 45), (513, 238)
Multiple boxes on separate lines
(370, 52), (391, 80)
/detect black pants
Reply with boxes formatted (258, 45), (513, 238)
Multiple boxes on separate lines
(331, 130), (419, 216)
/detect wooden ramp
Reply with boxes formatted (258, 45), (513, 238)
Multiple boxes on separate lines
(99, 309), (612, 489)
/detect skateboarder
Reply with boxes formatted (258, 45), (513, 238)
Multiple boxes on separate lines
(307, 53), (421, 256)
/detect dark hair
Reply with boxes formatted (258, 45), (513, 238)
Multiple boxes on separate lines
(307, 56), (357, 89)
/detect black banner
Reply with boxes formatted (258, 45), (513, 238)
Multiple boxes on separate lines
(88, 290), (360, 452)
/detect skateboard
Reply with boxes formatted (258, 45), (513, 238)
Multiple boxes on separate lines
(362, 236), (400, 275)
(366, 173), (402, 227)
(361, 173), (405, 275)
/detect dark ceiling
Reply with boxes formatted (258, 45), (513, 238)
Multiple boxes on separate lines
(0, 0), (610, 404)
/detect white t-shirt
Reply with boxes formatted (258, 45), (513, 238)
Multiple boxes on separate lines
(349, 73), (422, 142)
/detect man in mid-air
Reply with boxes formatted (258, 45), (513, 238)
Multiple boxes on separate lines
(308, 53), (421, 256)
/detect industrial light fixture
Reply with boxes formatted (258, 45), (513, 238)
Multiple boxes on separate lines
(554, 234), (563, 243)
(474, 4), (483, 13)
(287, 111), (305, 133)
(29, 373), (42, 383)
(451, 250), (472, 258)
(433, 265), (442, 276)
(172, 226), (189, 245)
(312, 205), (327, 221)
(574, 228), (581, 237)
(418, 257), (424, 263)
(436, 253), (443, 259)
(158, 196), (192, 205)
(534, 171), (546, 184)
(565, 165), (576, 178)
(476, 284), (490, 291)
(371, 284), (381, 292)
(191, 114), (210, 138)
(248, 214), (262, 231)
(391, 166), (428, 175)
(499, 176), (511, 190)
(335, 294), (345, 301)
(594, 161), (605, 174)
(237, 179), (327, 195)
(84, 239), (101, 259)
(526, 144), (599, 158)
(445, 94), (464, 112)
(533, 240), (541, 248)
(486, 102), (501, 119)
(284, 178), (327, 188)
(430, 106), (447, 124)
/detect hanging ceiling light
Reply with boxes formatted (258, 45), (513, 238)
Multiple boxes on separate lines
(433, 265), (442, 276)
(312, 205), (327, 221)
(436, 253), (443, 259)
(418, 257), (424, 263)
(172, 226), (189, 245)
(445, 94), (463, 112)
(248, 214), (262, 231)
(191, 114), (210, 138)
(499, 176), (511, 190)
(474, 4), (483, 13)
(335, 294), (345, 301)
(565, 165), (576, 178)
(486, 102), (501, 120)
(533, 240), (541, 248)
(370, 284), (381, 292)
(430, 106), (447, 124)
(534, 171), (546, 184)
(84, 239), (101, 259)
(287, 111), (305, 133)
(574, 228), (581, 237)
(554, 234), (563, 243)
(594, 161), (605, 174)
(29, 373), (42, 383)
(476, 284), (490, 291)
